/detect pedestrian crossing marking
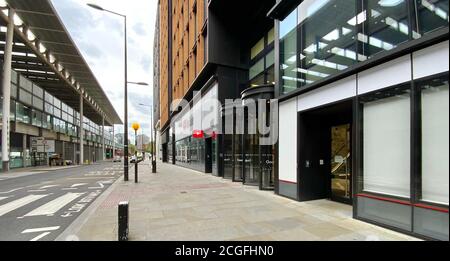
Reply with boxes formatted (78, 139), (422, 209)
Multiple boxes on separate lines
(0, 194), (49, 217)
(23, 193), (85, 217)
(22, 226), (60, 242)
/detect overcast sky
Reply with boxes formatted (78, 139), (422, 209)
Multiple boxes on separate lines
(51, 0), (157, 141)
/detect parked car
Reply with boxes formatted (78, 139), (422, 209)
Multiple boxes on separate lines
(113, 156), (122, 162)
(130, 156), (137, 163)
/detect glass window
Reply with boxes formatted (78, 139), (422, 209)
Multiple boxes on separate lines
(33, 84), (43, 98)
(45, 93), (53, 103)
(251, 37), (265, 60)
(10, 100), (15, 121)
(54, 108), (61, 118)
(19, 75), (33, 92)
(280, 9), (298, 94)
(250, 74), (266, 87)
(16, 103), (31, 124)
(11, 70), (18, 84)
(53, 97), (61, 109)
(266, 49), (275, 68)
(11, 83), (18, 99)
(361, 0), (410, 59)
(361, 86), (411, 198)
(267, 27), (275, 45)
(33, 97), (44, 111)
(32, 110), (42, 127)
(19, 89), (32, 106)
(45, 102), (53, 114)
(415, 0), (449, 37)
(249, 58), (265, 80)
(419, 74), (449, 205)
(298, 0), (357, 86)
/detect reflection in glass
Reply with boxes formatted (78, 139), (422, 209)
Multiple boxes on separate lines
(361, 0), (409, 58)
(280, 8), (298, 95)
(244, 133), (259, 185)
(223, 134), (234, 179)
(234, 134), (244, 182)
(415, 0), (449, 37)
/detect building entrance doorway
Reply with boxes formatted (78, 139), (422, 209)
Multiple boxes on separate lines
(298, 100), (353, 204)
(331, 124), (352, 204)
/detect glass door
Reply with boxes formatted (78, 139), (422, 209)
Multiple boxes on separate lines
(331, 124), (352, 203)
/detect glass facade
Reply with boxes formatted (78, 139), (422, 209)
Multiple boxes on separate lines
(1, 69), (115, 169)
(249, 28), (275, 87)
(357, 72), (449, 240)
(279, 0), (449, 95)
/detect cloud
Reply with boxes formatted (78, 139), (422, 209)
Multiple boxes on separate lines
(51, 0), (158, 138)
(133, 22), (147, 36)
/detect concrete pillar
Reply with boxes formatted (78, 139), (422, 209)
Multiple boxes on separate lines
(79, 93), (84, 165)
(102, 116), (105, 161)
(22, 134), (27, 167)
(1, 8), (15, 172)
(112, 126), (115, 158)
(62, 141), (65, 164)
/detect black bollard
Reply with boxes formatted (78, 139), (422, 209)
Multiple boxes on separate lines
(118, 201), (129, 241)
(135, 161), (138, 183)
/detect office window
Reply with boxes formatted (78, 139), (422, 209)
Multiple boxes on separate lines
(11, 83), (17, 99)
(19, 75), (33, 92)
(419, 74), (449, 205)
(415, 0), (449, 37)
(280, 8), (298, 94)
(33, 84), (44, 98)
(11, 70), (18, 84)
(361, 85), (411, 198)
(45, 102), (53, 114)
(249, 59), (265, 80)
(361, 0), (410, 58)
(251, 37), (265, 60)
(32, 110), (42, 127)
(45, 93), (53, 103)
(33, 97), (44, 111)
(298, 0), (357, 86)
(267, 27), (275, 45)
(16, 103), (31, 124)
(19, 89), (32, 106)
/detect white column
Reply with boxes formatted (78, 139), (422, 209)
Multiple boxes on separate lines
(102, 116), (105, 161)
(1, 8), (14, 172)
(79, 93), (84, 165)
(112, 126), (115, 158)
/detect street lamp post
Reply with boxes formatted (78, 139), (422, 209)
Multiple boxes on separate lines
(139, 103), (157, 173)
(87, 3), (129, 181)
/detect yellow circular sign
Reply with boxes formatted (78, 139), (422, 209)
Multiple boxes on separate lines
(132, 122), (140, 131)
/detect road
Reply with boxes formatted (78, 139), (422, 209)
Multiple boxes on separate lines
(0, 162), (124, 241)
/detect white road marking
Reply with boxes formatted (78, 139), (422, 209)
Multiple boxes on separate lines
(23, 193), (85, 217)
(27, 190), (47, 193)
(0, 187), (25, 194)
(22, 226), (60, 234)
(0, 194), (49, 216)
(40, 185), (59, 189)
(0, 196), (9, 201)
(88, 183), (104, 189)
(30, 232), (51, 241)
(71, 183), (87, 188)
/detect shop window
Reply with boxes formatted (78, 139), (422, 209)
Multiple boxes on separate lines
(11, 83), (18, 99)
(361, 85), (411, 198)
(361, 0), (410, 59)
(419, 74), (449, 205)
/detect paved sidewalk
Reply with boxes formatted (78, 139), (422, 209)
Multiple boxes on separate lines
(74, 162), (419, 241)
(0, 164), (82, 180)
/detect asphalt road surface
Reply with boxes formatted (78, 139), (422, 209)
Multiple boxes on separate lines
(0, 162), (124, 241)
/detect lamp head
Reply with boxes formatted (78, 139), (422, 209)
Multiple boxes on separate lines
(87, 3), (104, 11)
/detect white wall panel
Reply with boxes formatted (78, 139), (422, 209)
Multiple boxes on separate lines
(297, 76), (356, 112)
(279, 98), (297, 183)
(413, 41), (449, 80)
(358, 55), (411, 95)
